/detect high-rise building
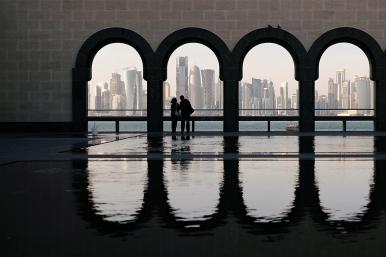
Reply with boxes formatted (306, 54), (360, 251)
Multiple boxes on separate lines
(110, 73), (124, 96)
(327, 78), (338, 113)
(240, 82), (252, 115)
(215, 79), (223, 109)
(176, 56), (189, 98)
(291, 93), (297, 109)
(101, 82), (111, 110)
(316, 95), (328, 116)
(279, 82), (289, 115)
(354, 76), (372, 115)
(341, 80), (350, 110)
(251, 78), (263, 115)
(95, 84), (102, 110)
(267, 81), (276, 115)
(123, 67), (142, 113)
(88, 83), (94, 109)
(189, 65), (203, 109)
(336, 69), (346, 107)
(201, 69), (215, 109)
(163, 81), (171, 108)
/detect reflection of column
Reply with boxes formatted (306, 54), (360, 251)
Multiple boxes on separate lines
(294, 136), (324, 220)
(220, 137), (245, 217)
(374, 137), (386, 210)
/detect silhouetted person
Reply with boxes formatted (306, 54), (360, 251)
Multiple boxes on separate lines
(170, 97), (180, 133)
(179, 95), (194, 133)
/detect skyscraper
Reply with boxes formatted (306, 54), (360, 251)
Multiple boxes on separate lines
(176, 56), (189, 98)
(101, 82), (111, 110)
(110, 72), (126, 110)
(95, 84), (102, 110)
(279, 82), (289, 115)
(163, 81), (171, 108)
(354, 76), (372, 115)
(336, 69), (346, 107)
(123, 67), (140, 112)
(189, 65), (203, 109)
(201, 69), (215, 109)
(215, 79), (223, 109)
(240, 82), (252, 115)
(327, 78), (338, 114)
(251, 78), (263, 115)
(341, 80), (351, 110)
(316, 95), (328, 116)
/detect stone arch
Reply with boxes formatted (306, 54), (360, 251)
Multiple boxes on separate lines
(307, 27), (385, 81)
(72, 27), (154, 133)
(233, 28), (307, 81)
(155, 28), (232, 81)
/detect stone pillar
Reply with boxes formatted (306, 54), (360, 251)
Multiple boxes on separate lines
(375, 80), (386, 132)
(147, 79), (163, 133)
(223, 79), (239, 132)
(72, 68), (89, 134)
(299, 80), (315, 132)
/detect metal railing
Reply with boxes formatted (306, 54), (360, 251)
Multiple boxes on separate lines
(87, 108), (375, 133)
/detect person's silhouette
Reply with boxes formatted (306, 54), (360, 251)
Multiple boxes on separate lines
(178, 95), (194, 133)
(170, 97), (180, 133)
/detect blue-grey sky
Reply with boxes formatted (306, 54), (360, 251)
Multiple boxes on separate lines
(90, 42), (370, 97)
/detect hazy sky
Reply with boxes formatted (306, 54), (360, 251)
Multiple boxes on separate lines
(90, 42), (370, 97)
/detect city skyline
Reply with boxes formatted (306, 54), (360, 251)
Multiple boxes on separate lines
(90, 42), (370, 98)
(89, 42), (372, 116)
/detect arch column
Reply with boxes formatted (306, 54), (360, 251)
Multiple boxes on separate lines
(298, 66), (315, 132)
(72, 68), (89, 133)
(375, 69), (386, 131)
(223, 70), (239, 132)
(299, 80), (315, 132)
(147, 69), (163, 132)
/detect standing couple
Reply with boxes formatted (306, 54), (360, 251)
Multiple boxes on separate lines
(170, 95), (194, 133)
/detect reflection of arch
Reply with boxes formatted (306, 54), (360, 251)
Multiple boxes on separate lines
(72, 160), (152, 236)
(72, 27), (154, 133)
(72, 137), (384, 236)
(155, 28), (231, 81)
(295, 137), (383, 235)
(307, 27), (385, 81)
(233, 28), (307, 81)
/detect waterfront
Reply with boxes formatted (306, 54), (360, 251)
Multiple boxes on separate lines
(88, 121), (374, 132)
(1, 134), (386, 257)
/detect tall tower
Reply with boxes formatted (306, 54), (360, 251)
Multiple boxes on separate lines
(101, 82), (111, 110)
(201, 69), (215, 109)
(123, 67), (137, 110)
(251, 78), (263, 115)
(354, 76), (372, 115)
(279, 82), (289, 115)
(215, 79), (223, 109)
(327, 77), (339, 114)
(341, 80), (351, 110)
(110, 72), (127, 109)
(94, 84), (102, 110)
(189, 65), (203, 109)
(176, 56), (189, 98)
(336, 69), (346, 107)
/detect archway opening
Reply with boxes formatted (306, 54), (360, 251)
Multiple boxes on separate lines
(88, 43), (147, 133)
(240, 43), (298, 131)
(164, 43), (223, 132)
(315, 43), (374, 131)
